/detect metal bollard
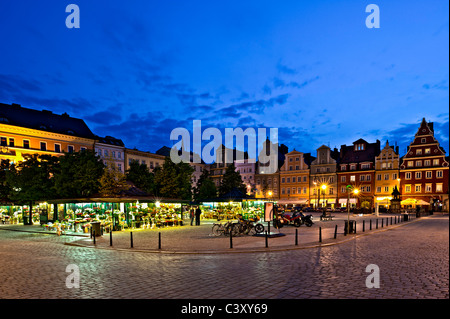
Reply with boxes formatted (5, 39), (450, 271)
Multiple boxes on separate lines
(265, 231), (268, 248)
(381, 218), (384, 228)
(295, 229), (298, 246)
(130, 232), (133, 248)
(110, 230), (113, 246)
(334, 225), (337, 239)
(319, 227), (322, 243)
(158, 232), (161, 250)
(230, 229), (233, 249)
(93, 231), (96, 245)
(376, 219), (378, 229)
(363, 220), (365, 232)
(370, 219), (372, 230)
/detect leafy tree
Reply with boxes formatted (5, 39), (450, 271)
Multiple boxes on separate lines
(54, 150), (105, 198)
(218, 163), (247, 196)
(154, 157), (193, 200)
(193, 169), (217, 202)
(5, 154), (58, 224)
(0, 159), (12, 202)
(126, 160), (155, 194)
(99, 159), (129, 197)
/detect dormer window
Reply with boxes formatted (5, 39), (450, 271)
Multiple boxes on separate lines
(355, 143), (365, 151)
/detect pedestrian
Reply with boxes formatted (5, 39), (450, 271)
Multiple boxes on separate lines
(195, 206), (202, 226)
(190, 207), (195, 226)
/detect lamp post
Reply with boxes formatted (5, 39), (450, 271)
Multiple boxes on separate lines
(321, 184), (327, 213)
(346, 185), (359, 234)
(313, 181), (317, 210)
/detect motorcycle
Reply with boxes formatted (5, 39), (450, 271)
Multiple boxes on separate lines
(299, 212), (314, 227)
(272, 211), (302, 228)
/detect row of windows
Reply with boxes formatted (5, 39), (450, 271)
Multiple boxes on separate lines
(1, 136), (83, 153)
(281, 176), (308, 183)
(376, 173), (398, 181)
(340, 163), (372, 170)
(281, 187), (308, 195)
(404, 183), (444, 193)
(128, 158), (160, 169)
(96, 148), (122, 159)
(404, 171), (444, 179)
(406, 159), (440, 167)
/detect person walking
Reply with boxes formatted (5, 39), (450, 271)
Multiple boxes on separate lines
(195, 206), (202, 226)
(190, 207), (195, 226)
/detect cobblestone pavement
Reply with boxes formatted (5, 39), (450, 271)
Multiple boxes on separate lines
(0, 215), (448, 301)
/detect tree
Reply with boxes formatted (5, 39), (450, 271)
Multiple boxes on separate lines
(5, 154), (58, 224)
(126, 160), (155, 195)
(0, 159), (12, 203)
(218, 163), (247, 196)
(54, 150), (105, 198)
(193, 169), (217, 202)
(99, 159), (129, 197)
(154, 157), (194, 200)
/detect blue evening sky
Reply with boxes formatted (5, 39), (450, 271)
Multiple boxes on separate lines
(0, 0), (448, 158)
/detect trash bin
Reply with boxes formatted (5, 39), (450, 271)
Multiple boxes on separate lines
(403, 214), (409, 222)
(345, 220), (356, 234)
(91, 221), (101, 236)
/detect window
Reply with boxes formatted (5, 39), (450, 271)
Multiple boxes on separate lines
(289, 166), (293, 171)
(341, 176), (346, 182)
(68, 145), (74, 153)
(425, 184), (432, 193)
(393, 173), (397, 180)
(384, 186), (389, 192)
(415, 184), (421, 192)
(23, 140), (30, 149)
(112, 151), (116, 158)
(424, 160), (431, 166)
(360, 175), (365, 181)
(292, 177), (296, 183)
(437, 170), (443, 178)
(405, 185), (411, 193)
(366, 175), (371, 181)
(407, 161), (414, 167)
(0, 137), (6, 146)
(55, 144), (61, 153)
(405, 172), (411, 179)
(287, 177), (291, 183)
(436, 183), (443, 192)
(118, 152), (121, 159)
(303, 176), (307, 182)
(9, 138), (14, 147)
(425, 148), (431, 154)
(329, 188), (334, 195)
(295, 165), (299, 170)
(384, 174), (389, 180)
(376, 174), (382, 181)
(350, 164), (356, 170)
(80, 147), (86, 152)
(296, 157), (299, 161)
(341, 187), (346, 193)
(416, 149), (422, 155)
(104, 150), (108, 156)
(426, 171), (432, 179)
(281, 178), (285, 183)
(361, 163), (370, 169)
(341, 165), (346, 171)
(303, 187), (307, 194)
(350, 175), (356, 182)
(281, 188), (285, 194)
(40, 142), (47, 151)
(376, 187), (381, 193)
(415, 172), (422, 179)
(421, 138), (426, 143)
(433, 159), (439, 166)
(355, 143), (365, 151)
(415, 160), (422, 167)
(292, 188), (296, 194)
(287, 188), (290, 194)
(118, 164), (122, 172)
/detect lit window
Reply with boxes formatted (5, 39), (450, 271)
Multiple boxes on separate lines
(40, 142), (47, 151)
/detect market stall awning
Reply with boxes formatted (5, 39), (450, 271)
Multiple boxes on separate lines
(400, 198), (430, 205)
(339, 198), (357, 204)
(277, 199), (309, 204)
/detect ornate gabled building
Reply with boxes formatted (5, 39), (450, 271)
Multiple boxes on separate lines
(399, 118), (449, 212)
(309, 145), (339, 209)
(374, 140), (400, 211)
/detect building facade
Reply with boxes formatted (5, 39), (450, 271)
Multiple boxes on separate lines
(374, 140), (400, 211)
(279, 150), (310, 207)
(399, 118), (449, 212)
(0, 103), (96, 164)
(309, 145), (339, 209)
(337, 139), (380, 209)
(124, 148), (166, 172)
(95, 136), (126, 173)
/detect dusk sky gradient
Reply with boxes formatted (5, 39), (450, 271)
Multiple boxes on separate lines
(0, 0), (448, 159)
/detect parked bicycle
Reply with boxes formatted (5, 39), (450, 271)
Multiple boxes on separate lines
(211, 221), (236, 237)
(232, 216), (265, 236)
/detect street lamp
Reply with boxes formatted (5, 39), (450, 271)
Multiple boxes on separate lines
(321, 184), (327, 212)
(313, 181), (317, 210)
(346, 185), (359, 234)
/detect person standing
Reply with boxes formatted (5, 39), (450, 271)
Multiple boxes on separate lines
(190, 207), (195, 226)
(195, 206), (202, 226)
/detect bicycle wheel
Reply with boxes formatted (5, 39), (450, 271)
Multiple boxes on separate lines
(211, 224), (222, 236)
(247, 225), (257, 236)
(255, 223), (264, 233)
(231, 223), (241, 236)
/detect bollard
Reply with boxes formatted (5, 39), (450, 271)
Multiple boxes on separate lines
(391, 217), (393, 225)
(295, 229), (298, 246)
(230, 229), (233, 249)
(370, 219), (372, 230)
(158, 232), (161, 250)
(130, 232), (133, 248)
(90, 227), (92, 239)
(93, 231), (96, 245)
(376, 219), (378, 229)
(381, 218), (384, 228)
(265, 231), (268, 248)
(363, 220), (365, 232)
(110, 230), (113, 246)
(319, 227), (322, 243)
(334, 225), (338, 239)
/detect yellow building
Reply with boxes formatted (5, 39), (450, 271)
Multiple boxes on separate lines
(0, 103), (96, 164)
(374, 140), (400, 210)
(279, 150), (310, 207)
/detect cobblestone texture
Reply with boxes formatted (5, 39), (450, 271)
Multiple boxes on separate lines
(0, 214), (448, 300)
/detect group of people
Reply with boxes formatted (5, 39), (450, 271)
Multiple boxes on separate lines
(189, 206), (202, 226)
